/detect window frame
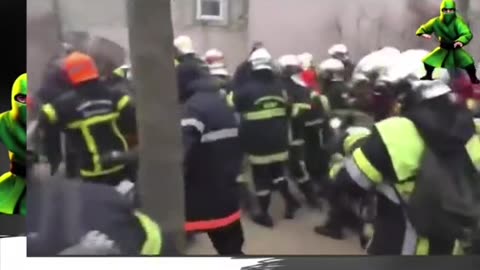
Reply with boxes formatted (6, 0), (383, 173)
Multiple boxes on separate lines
(195, 0), (227, 22)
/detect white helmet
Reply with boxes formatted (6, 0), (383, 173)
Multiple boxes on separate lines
(204, 48), (229, 76)
(205, 48), (224, 61)
(318, 58), (345, 82)
(210, 68), (229, 76)
(298, 53), (313, 70)
(328, 44), (349, 61)
(352, 47), (401, 85)
(209, 63), (229, 76)
(378, 50), (428, 84)
(412, 80), (452, 100)
(392, 49), (430, 80)
(277, 54), (301, 68)
(174, 35), (195, 55)
(249, 48), (273, 71)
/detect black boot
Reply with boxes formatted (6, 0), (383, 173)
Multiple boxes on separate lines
(420, 63), (435, 80)
(465, 64), (480, 84)
(277, 180), (301, 219)
(252, 193), (274, 228)
(284, 199), (301, 219)
(314, 215), (344, 240)
(314, 224), (344, 240)
(237, 180), (253, 213)
(298, 181), (322, 209)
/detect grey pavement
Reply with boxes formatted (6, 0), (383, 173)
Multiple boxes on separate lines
(186, 193), (365, 255)
(32, 162), (364, 255)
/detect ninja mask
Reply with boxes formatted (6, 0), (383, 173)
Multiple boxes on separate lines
(11, 73), (27, 124)
(440, 0), (457, 25)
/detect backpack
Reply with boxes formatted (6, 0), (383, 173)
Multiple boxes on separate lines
(396, 145), (480, 242)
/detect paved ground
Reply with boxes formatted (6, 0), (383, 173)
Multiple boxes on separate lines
(182, 148), (367, 255)
(33, 162), (364, 255)
(186, 193), (365, 255)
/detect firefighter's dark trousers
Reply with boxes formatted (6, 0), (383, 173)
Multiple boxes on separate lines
(207, 220), (244, 255)
(250, 160), (297, 215)
(304, 124), (330, 186)
(288, 143), (317, 204)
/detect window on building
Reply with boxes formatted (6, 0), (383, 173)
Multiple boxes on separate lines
(196, 0), (227, 21)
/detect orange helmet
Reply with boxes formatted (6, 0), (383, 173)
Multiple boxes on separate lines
(61, 52), (100, 85)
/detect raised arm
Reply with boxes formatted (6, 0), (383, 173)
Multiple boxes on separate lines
(416, 18), (437, 36)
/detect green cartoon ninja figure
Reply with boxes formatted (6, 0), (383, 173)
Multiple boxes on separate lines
(0, 73), (27, 215)
(416, 0), (479, 84)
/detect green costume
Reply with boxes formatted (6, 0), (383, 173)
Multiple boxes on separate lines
(0, 73), (27, 215)
(416, 0), (475, 69)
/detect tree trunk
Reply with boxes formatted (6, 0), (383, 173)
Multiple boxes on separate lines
(126, 0), (185, 253)
(27, 0), (63, 154)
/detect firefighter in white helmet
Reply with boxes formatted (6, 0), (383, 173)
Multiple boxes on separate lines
(174, 36), (209, 99)
(227, 48), (300, 227)
(328, 44), (354, 81)
(295, 53), (333, 192)
(297, 52), (322, 93)
(318, 58), (350, 109)
(278, 54), (321, 208)
(232, 41), (265, 90)
(204, 48), (232, 95)
(205, 48), (255, 213)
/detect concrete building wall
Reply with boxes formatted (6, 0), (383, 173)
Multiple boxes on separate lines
(172, 0), (249, 72)
(248, 0), (480, 63)
(30, 0), (480, 69)
(53, 0), (249, 70)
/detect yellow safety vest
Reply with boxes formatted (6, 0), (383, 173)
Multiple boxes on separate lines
(474, 118), (480, 135)
(353, 117), (480, 188)
(343, 132), (370, 155)
(350, 116), (480, 255)
(134, 211), (162, 255)
(328, 131), (370, 181)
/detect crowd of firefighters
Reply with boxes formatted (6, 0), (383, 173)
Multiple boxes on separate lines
(25, 30), (480, 256)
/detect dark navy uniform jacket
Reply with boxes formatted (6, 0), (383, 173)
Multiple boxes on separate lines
(180, 72), (243, 232)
